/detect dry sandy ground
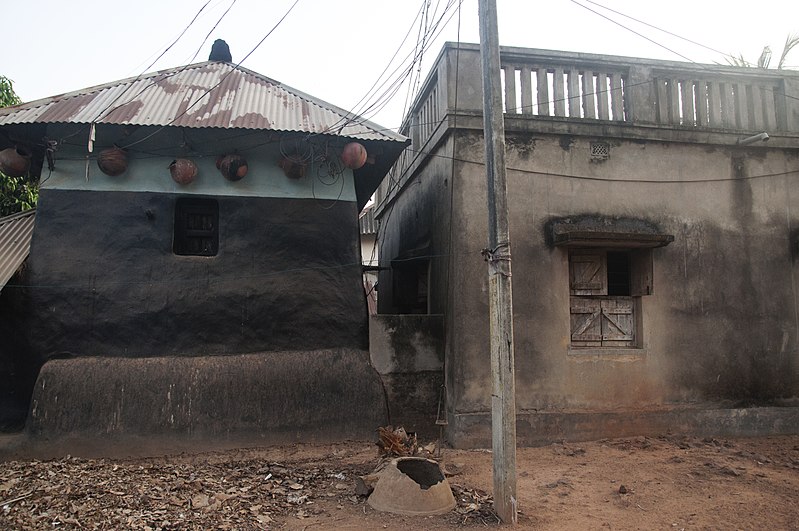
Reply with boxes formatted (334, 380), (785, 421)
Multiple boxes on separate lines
(1, 434), (798, 530)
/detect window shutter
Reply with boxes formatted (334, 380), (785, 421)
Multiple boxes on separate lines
(570, 297), (602, 345)
(569, 251), (607, 295)
(601, 299), (635, 345)
(630, 249), (653, 296)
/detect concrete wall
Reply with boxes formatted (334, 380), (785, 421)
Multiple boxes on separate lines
(369, 314), (445, 437)
(380, 127), (799, 446)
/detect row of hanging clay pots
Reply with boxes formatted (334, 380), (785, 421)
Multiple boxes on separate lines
(0, 145), (32, 177)
(50, 143), (360, 182)
(169, 154), (248, 185)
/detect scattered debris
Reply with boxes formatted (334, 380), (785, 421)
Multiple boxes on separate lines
(355, 474), (379, 497)
(376, 426), (418, 457)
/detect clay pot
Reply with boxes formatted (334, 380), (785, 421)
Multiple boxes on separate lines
(169, 158), (197, 185)
(97, 146), (128, 176)
(218, 153), (248, 181)
(0, 145), (32, 177)
(279, 156), (306, 179)
(340, 142), (367, 170)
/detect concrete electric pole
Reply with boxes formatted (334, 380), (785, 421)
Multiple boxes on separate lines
(477, 0), (518, 524)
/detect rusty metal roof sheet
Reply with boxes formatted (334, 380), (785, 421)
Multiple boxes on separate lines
(0, 209), (35, 292)
(0, 62), (406, 143)
(359, 205), (377, 235)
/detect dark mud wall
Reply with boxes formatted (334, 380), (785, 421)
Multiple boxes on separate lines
(26, 349), (387, 447)
(25, 189), (367, 360)
(0, 268), (36, 429)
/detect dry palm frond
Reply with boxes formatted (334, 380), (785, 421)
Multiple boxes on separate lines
(726, 53), (751, 68)
(376, 425), (418, 457)
(777, 33), (799, 69)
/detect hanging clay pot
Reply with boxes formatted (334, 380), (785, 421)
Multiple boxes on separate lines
(169, 158), (197, 185)
(340, 142), (367, 170)
(218, 153), (248, 181)
(97, 146), (128, 176)
(0, 145), (32, 177)
(279, 156), (306, 179)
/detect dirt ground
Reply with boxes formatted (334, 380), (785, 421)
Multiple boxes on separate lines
(1, 434), (798, 530)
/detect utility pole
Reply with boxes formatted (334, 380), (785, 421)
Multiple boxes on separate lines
(477, 0), (517, 524)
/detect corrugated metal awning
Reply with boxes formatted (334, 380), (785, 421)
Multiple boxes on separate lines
(359, 206), (377, 235)
(0, 209), (35, 292)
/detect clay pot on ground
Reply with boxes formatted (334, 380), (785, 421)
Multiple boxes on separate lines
(0, 145), (32, 177)
(169, 158), (198, 185)
(218, 153), (248, 181)
(97, 147), (128, 176)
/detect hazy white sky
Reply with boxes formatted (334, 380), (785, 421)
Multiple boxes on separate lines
(4, 0), (797, 131)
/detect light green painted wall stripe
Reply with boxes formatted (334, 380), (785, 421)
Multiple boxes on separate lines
(44, 151), (357, 202)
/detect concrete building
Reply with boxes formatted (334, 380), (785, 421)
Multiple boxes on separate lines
(372, 43), (799, 446)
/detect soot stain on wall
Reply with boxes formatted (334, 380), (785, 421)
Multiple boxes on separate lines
(663, 218), (799, 402)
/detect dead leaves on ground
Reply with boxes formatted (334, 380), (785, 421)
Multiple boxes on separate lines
(0, 456), (363, 530)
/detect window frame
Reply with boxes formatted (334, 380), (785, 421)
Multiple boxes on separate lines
(173, 198), (219, 257)
(568, 248), (651, 350)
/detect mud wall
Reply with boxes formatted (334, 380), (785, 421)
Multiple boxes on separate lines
(25, 189), (367, 360)
(0, 268), (36, 429)
(27, 349), (387, 446)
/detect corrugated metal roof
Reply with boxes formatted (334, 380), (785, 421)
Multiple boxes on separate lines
(0, 209), (35, 292)
(359, 206), (377, 235)
(0, 62), (406, 143)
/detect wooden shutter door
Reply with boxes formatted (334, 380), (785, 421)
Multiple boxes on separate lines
(601, 298), (635, 346)
(569, 251), (607, 295)
(570, 297), (602, 346)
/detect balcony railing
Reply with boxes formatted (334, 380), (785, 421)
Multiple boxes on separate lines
(378, 43), (799, 210)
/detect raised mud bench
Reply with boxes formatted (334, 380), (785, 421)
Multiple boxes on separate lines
(26, 349), (387, 449)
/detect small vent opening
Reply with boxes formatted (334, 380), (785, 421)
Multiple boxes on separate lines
(590, 141), (610, 161)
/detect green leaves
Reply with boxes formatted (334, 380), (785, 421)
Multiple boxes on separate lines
(0, 75), (37, 217)
(0, 75), (22, 108)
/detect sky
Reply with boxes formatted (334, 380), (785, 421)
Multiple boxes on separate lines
(3, 0), (798, 132)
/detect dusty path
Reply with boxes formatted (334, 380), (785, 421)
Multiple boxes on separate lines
(1, 435), (797, 529)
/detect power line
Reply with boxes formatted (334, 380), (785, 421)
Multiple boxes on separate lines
(329, 0), (461, 133)
(414, 146), (799, 184)
(184, 0), (239, 64)
(569, 0), (695, 64)
(120, 0), (302, 150)
(577, 0), (735, 62)
(90, 0), (216, 124)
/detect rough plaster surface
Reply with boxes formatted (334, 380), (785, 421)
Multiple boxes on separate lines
(379, 125), (799, 446)
(25, 190), (368, 360)
(27, 349), (387, 442)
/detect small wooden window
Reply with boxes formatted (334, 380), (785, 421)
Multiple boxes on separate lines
(173, 198), (218, 256)
(569, 249), (651, 348)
